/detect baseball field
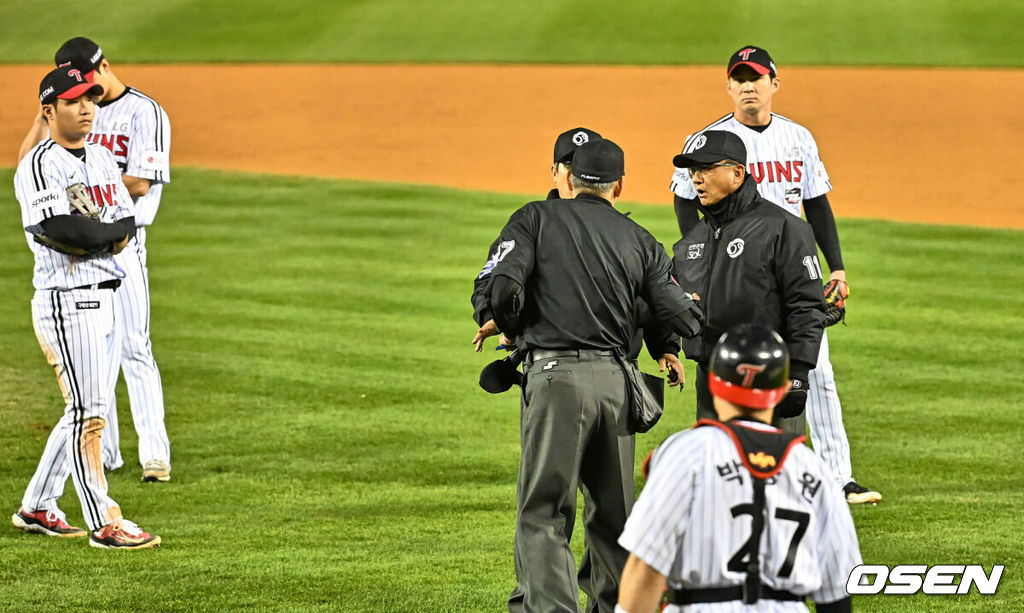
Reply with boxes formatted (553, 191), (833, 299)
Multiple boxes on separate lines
(1, 2), (1022, 612)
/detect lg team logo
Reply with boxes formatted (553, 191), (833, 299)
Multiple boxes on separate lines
(572, 131), (589, 146)
(726, 238), (744, 259)
(847, 565), (1004, 595)
(692, 134), (707, 150)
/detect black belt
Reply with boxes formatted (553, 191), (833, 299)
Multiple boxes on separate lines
(71, 279), (121, 291)
(528, 349), (616, 364)
(669, 585), (803, 605)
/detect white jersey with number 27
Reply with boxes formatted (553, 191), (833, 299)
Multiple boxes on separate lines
(670, 113), (831, 218)
(619, 420), (861, 612)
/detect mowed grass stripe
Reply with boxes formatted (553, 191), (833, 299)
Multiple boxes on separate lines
(0, 168), (1020, 612)
(0, 0), (1022, 67)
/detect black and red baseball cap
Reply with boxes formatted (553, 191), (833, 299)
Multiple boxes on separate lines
(55, 37), (105, 79)
(39, 66), (104, 106)
(708, 324), (791, 410)
(728, 45), (777, 78)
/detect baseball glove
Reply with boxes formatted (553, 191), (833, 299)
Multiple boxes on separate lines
(30, 184), (105, 256)
(32, 233), (97, 256)
(66, 183), (101, 219)
(823, 279), (849, 327)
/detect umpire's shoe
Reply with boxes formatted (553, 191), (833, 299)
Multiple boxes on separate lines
(12, 507), (87, 538)
(844, 481), (882, 505)
(89, 519), (161, 549)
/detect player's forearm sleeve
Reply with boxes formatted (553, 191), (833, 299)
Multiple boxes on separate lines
(37, 215), (131, 252)
(803, 194), (844, 272)
(673, 195), (700, 237)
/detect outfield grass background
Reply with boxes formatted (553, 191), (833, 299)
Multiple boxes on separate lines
(0, 169), (1021, 611)
(1, 2), (1022, 611)
(0, 0), (1022, 67)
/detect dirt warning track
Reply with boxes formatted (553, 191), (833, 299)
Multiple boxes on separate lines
(1, 64), (1021, 228)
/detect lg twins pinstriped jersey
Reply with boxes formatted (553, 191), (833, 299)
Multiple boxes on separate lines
(15, 139), (135, 290)
(671, 114), (831, 218)
(87, 87), (170, 227)
(619, 421), (861, 611)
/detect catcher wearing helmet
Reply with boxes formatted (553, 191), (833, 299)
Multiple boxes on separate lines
(617, 325), (862, 613)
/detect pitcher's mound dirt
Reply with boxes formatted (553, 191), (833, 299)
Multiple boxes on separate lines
(1, 64), (1020, 229)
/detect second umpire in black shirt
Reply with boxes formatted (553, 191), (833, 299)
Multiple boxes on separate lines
(485, 139), (702, 613)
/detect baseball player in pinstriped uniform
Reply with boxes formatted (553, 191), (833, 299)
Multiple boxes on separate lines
(617, 325), (860, 613)
(669, 46), (880, 504)
(20, 37), (173, 483)
(11, 68), (160, 548)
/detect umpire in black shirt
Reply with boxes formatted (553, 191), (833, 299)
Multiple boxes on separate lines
(486, 139), (702, 613)
(670, 131), (825, 432)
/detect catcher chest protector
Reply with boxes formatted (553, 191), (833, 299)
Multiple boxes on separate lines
(698, 418), (806, 604)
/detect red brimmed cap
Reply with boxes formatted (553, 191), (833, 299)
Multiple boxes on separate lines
(728, 45), (777, 78)
(39, 67), (104, 106)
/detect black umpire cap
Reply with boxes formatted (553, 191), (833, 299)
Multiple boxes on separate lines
(553, 127), (602, 164)
(728, 45), (777, 78)
(55, 37), (105, 77)
(571, 139), (625, 183)
(672, 131), (746, 168)
(39, 66), (104, 106)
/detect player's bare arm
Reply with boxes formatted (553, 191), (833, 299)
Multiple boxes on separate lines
(16, 109), (48, 162)
(121, 175), (152, 198)
(617, 554), (666, 613)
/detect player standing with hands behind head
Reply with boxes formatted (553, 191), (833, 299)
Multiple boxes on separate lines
(670, 45), (880, 504)
(11, 67), (160, 548)
(617, 324), (860, 613)
(19, 37), (173, 483)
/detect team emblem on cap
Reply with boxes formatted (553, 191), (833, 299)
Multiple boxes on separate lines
(692, 134), (707, 150)
(572, 131), (589, 146)
(727, 238), (745, 258)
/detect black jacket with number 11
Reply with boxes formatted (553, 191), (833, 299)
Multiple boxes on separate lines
(671, 175), (825, 381)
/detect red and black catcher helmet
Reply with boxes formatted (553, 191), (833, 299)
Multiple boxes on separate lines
(708, 324), (791, 410)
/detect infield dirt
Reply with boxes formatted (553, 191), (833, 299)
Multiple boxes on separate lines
(1, 64), (1021, 228)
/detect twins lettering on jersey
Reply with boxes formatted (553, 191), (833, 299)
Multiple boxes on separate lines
(85, 183), (124, 208)
(86, 132), (130, 170)
(748, 160), (803, 185)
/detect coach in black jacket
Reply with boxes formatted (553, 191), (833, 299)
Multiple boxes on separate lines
(671, 130), (825, 428)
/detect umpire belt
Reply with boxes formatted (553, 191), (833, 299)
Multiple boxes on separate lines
(70, 279), (122, 291)
(525, 348), (616, 367)
(669, 585), (803, 605)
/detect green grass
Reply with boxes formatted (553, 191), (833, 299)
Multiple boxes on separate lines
(0, 168), (1021, 612)
(0, 0), (1022, 67)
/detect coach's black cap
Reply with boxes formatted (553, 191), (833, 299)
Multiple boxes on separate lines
(672, 131), (746, 167)
(55, 37), (105, 77)
(553, 127), (602, 164)
(39, 67), (104, 106)
(571, 139), (625, 183)
(728, 45), (776, 78)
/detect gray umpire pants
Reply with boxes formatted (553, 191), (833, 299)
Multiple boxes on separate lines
(509, 350), (634, 613)
(695, 363), (806, 434)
